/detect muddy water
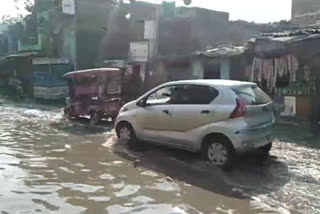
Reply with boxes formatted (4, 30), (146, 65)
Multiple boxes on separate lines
(0, 100), (319, 214)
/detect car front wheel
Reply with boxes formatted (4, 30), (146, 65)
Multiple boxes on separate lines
(116, 123), (137, 147)
(202, 139), (234, 168)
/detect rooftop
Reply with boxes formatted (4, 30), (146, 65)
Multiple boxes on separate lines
(254, 28), (320, 43)
(194, 45), (247, 58)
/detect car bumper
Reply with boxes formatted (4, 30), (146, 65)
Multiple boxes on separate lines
(234, 124), (273, 151)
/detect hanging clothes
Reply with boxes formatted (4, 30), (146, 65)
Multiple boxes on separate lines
(272, 59), (278, 89)
(304, 65), (311, 82)
(278, 56), (288, 78)
(252, 57), (263, 82)
(245, 65), (252, 81)
(262, 59), (273, 90)
(287, 55), (299, 83)
(292, 55), (299, 82)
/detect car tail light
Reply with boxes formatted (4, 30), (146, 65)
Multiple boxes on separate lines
(230, 98), (246, 118)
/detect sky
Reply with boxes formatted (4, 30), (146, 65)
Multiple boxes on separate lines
(150, 0), (292, 23)
(0, 0), (292, 23)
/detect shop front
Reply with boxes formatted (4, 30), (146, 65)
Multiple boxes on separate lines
(249, 32), (320, 121)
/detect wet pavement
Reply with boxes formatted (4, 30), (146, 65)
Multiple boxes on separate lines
(0, 98), (319, 214)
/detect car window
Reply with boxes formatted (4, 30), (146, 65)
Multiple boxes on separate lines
(172, 85), (219, 105)
(233, 86), (271, 105)
(146, 86), (174, 105)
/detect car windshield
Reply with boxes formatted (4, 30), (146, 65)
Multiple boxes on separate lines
(233, 86), (271, 105)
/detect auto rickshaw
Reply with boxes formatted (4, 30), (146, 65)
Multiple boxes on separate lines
(63, 68), (124, 125)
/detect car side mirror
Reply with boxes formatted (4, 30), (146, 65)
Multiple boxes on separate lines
(137, 99), (146, 107)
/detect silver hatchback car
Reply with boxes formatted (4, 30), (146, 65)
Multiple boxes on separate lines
(115, 80), (274, 167)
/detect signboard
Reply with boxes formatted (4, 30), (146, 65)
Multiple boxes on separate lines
(62, 0), (75, 15)
(144, 20), (157, 40)
(281, 96), (296, 117)
(33, 58), (70, 65)
(129, 42), (149, 62)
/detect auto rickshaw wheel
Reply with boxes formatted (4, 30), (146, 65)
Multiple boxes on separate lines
(89, 111), (100, 126)
(64, 108), (72, 120)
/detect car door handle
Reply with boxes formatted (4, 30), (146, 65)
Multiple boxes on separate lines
(201, 110), (211, 114)
(162, 110), (170, 115)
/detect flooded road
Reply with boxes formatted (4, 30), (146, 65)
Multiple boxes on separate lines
(0, 99), (319, 214)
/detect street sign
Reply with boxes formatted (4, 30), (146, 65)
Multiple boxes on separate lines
(144, 20), (157, 40)
(129, 42), (149, 62)
(62, 0), (76, 15)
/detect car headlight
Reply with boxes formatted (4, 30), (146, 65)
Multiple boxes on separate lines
(120, 106), (128, 113)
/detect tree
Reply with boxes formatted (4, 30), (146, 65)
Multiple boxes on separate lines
(1, 0), (33, 23)
(14, 0), (33, 12)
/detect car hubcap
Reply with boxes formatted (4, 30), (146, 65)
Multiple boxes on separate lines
(208, 143), (228, 166)
(119, 127), (131, 144)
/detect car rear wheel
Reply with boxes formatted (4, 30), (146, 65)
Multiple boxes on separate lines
(259, 142), (272, 153)
(116, 123), (137, 147)
(202, 139), (234, 168)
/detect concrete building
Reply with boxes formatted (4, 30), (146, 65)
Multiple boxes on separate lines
(0, 0), (112, 97)
(292, 0), (320, 26)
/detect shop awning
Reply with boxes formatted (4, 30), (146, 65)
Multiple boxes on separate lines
(251, 29), (320, 58)
(0, 52), (40, 62)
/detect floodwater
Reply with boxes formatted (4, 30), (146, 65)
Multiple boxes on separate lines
(0, 98), (319, 214)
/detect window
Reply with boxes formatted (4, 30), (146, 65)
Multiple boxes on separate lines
(233, 86), (271, 105)
(172, 85), (219, 105)
(145, 86), (174, 105)
(33, 64), (50, 73)
(51, 64), (72, 82)
(74, 76), (98, 86)
(145, 85), (219, 105)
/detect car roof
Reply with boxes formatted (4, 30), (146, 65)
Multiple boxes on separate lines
(162, 79), (256, 88)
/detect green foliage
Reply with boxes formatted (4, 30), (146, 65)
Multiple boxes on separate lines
(13, 0), (33, 12)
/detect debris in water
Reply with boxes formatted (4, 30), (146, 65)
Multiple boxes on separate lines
(232, 187), (244, 193)
(88, 196), (110, 202)
(141, 170), (158, 177)
(131, 196), (155, 204)
(102, 136), (117, 148)
(100, 173), (115, 180)
(65, 144), (71, 149)
(133, 159), (140, 168)
(112, 160), (123, 165)
(114, 185), (141, 197)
